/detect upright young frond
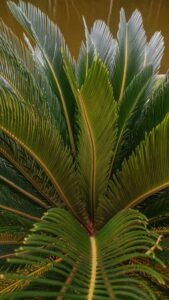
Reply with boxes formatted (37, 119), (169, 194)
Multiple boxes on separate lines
(64, 56), (118, 222)
(111, 9), (146, 100)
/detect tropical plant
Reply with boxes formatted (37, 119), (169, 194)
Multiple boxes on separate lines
(0, 1), (169, 299)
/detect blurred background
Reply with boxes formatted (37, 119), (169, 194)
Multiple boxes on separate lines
(0, 0), (168, 73)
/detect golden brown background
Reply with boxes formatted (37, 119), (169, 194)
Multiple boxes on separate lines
(0, 0), (168, 72)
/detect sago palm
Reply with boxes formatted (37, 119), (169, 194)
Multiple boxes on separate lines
(0, 1), (169, 299)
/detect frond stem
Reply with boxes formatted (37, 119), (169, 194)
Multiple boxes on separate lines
(0, 175), (49, 209)
(0, 146), (56, 207)
(0, 203), (43, 222)
(126, 181), (169, 209)
(0, 127), (84, 228)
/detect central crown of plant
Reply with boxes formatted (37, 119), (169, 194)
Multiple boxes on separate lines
(0, 1), (169, 299)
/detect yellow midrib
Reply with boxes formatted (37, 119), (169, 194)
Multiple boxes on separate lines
(143, 48), (147, 67)
(0, 175), (48, 209)
(119, 24), (128, 99)
(78, 91), (96, 219)
(88, 236), (97, 300)
(0, 258), (63, 294)
(127, 181), (169, 209)
(42, 51), (76, 155)
(0, 126), (80, 222)
(109, 76), (151, 177)
(0, 146), (55, 206)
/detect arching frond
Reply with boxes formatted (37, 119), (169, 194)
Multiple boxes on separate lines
(0, 157), (48, 209)
(0, 20), (69, 145)
(8, 0), (76, 153)
(0, 208), (165, 299)
(0, 133), (62, 207)
(0, 87), (88, 227)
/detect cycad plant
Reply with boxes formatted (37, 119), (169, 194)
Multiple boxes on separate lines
(0, 1), (169, 299)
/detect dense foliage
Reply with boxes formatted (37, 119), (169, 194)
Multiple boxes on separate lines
(0, 1), (169, 299)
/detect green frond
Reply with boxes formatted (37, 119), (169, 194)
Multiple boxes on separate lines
(0, 133), (62, 207)
(0, 157), (48, 209)
(89, 20), (117, 71)
(64, 55), (118, 222)
(76, 19), (95, 87)
(0, 159), (45, 224)
(0, 208), (165, 299)
(0, 210), (32, 233)
(76, 19), (117, 87)
(133, 75), (169, 148)
(97, 113), (169, 225)
(110, 73), (168, 174)
(140, 188), (169, 219)
(0, 190), (42, 230)
(111, 9), (146, 100)
(0, 20), (69, 145)
(144, 32), (164, 73)
(8, 0), (76, 153)
(110, 65), (153, 173)
(0, 3), (168, 298)
(0, 87), (88, 227)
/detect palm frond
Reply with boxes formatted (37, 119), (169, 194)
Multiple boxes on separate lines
(90, 20), (117, 70)
(76, 19), (95, 87)
(0, 86), (88, 227)
(0, 157), (48, 209)
(0, 20), (69, 145)
(110, 65), (153, 173)
(76, 19), (117, 87)
(8, 0), (76, 153)
(133, 76), (169, 148)
(0, 3), (168, 298)
(64, 56), (118, 223)
(143, 32), (164, 73)
(97, 113), (169, 225)
(0, 208), (165, 299)
(111, 9), (146, 100)
(0, 133), (62, 207)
